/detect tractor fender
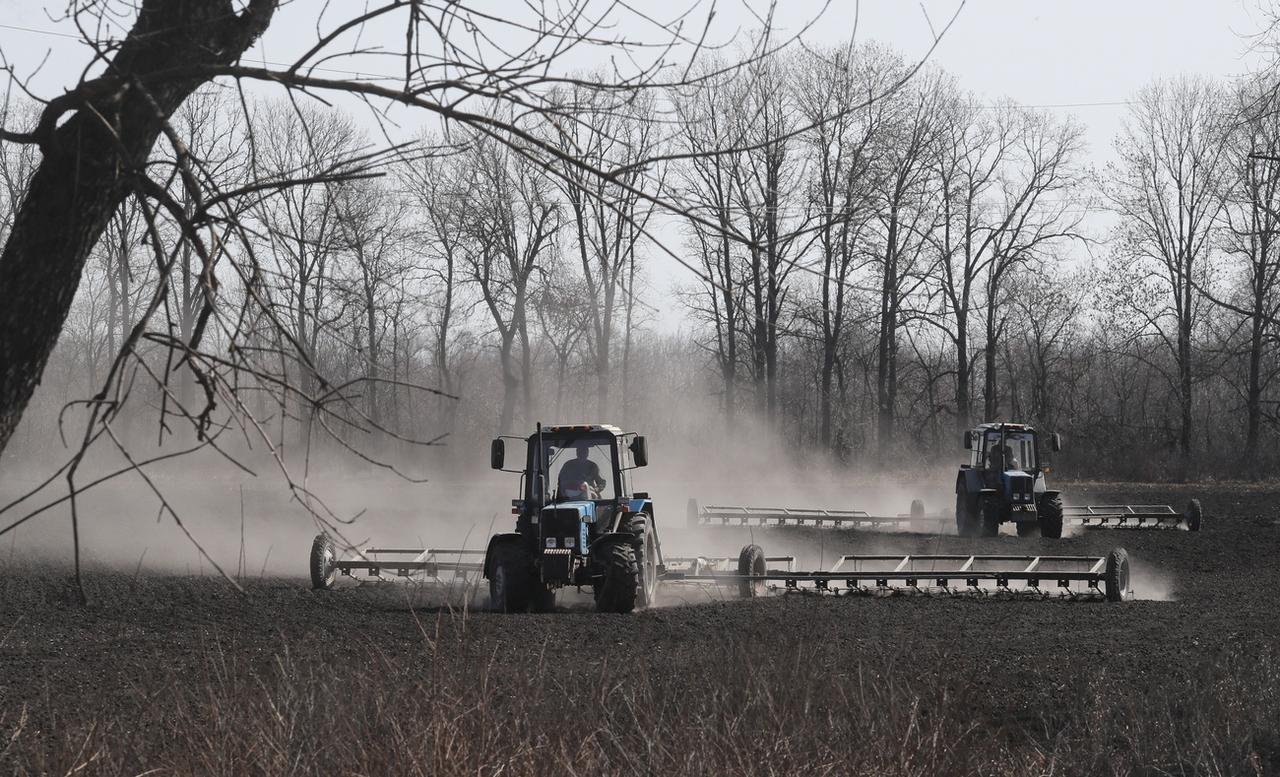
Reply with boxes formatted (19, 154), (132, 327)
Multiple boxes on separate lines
(957, 469), (984, 495)
(977, 488), (999, 498)
(1040, 489), (1061, 501)
(627, 497), (654, 518)
(483, 533), (524, 579)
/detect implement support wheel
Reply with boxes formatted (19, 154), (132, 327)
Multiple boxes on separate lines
(737, 544), (767, 599)
(1104, 547), (1131, 602)
(310, 534), (337, 590)
(1185, 499), (1203, 532)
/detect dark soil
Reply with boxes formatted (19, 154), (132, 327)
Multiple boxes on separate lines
(2, 483), (1277, 753)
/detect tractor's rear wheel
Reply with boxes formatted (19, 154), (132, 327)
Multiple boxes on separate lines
(309, 534), (337, 590)
(1185, 499), (1203, 532)
(594, 539), (639, 614)
(1016, 521), (1040, 538)
(1104, 547), (1131, 602)
(624, 513), (659, 608)
(490, 547), (534, 613)
(737, 544), (767, 598)
(955, 494), (979, 538)
(1039, 494), (1064, 539)
(979, 496), (1002, 537)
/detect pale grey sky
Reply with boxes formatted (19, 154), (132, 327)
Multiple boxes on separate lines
(0, 0), (1269, 329)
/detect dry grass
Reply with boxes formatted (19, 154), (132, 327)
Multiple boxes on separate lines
(2, 616), (1277, 777)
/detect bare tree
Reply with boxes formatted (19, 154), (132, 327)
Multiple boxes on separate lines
(1103, 76), (1231, 457)
(549, 85), (660, 417)
(794, 43), (885, 452)
(461, 134), (561, 433)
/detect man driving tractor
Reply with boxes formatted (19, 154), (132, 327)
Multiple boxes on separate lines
(987, 442), (1018, 471)
(557, 442), (607, 499)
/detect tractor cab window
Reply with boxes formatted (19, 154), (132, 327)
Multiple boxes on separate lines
(544, 438), (616, 501)
(983, 432), (1036, 472)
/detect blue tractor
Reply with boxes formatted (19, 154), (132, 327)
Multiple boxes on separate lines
(956, 422), (1065, 538)
(484, 423), (660, 613)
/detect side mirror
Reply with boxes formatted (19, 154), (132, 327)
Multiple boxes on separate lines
(1050, 433), (1062, 453)
(630, 435), (649, 467)
(490, 438), (504, 470)
(962, 431), (972, 450)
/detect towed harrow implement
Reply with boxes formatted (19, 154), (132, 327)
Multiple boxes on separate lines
(687, 497), (1203, 534)
(309, 535), (484, 589)
(1063, 501), (1202, 531)
(663, 545), (1134, 601)
(686, 498), (941, 530)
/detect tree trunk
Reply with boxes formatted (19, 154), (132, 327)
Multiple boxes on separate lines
(876, 212), (899, 452)
(0, 0), (275, 456)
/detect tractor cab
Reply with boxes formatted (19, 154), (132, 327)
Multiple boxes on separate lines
(484, 423), (659, 613)
(957, 422), (1064, 538)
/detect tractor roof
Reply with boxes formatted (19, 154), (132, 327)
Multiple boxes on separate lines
(541, 423), (626, 436)
(973, 422), (1038, 433)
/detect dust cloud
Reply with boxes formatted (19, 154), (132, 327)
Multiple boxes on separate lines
(0, 392), (959, 582)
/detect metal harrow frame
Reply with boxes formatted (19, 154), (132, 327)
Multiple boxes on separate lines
(688, 498), (1203, 533)
(332, 547), (485, 583)
(1063, 501), (1201, 531)
(686, 498), (942, 529)
(663, 549), (1132, 601)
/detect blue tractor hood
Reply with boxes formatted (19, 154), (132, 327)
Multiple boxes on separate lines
(544, 500), (599, 523)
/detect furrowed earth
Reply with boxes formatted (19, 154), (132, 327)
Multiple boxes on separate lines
(2, 482), (1278, 773)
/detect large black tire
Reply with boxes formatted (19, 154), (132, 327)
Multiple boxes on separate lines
(489, 546), (534, 613)
(1185, 499), (1203, 532)
(955, 493), (979, 538)
(531, 585), (556, 613)
(625, 513), (659, 608)
(1016, 521), (1040, 538)
(1104, 547), (1131, 602)
(594, 539), (640, 613)
(309, 534), (337, 590)
(979, 496), (1001, 537)
(737, 543), (767, 599)
(1039, 493), (1064, 539)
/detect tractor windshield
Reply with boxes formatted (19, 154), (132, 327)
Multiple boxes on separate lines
(542, 436), (616, 501)
(984, 431), (1037, 472)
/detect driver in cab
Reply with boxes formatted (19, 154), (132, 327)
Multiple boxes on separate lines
(558, 443), (606, 499)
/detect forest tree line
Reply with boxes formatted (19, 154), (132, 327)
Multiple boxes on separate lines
(3, 37), (1280, 480)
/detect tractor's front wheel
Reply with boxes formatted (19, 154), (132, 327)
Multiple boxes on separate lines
(1039, 494), (1064, 539)
(979, 496), (1002, 537)
(490, 548), (534, 613)
(594, 538), (640, 614)
(955, 494), (979, 538)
